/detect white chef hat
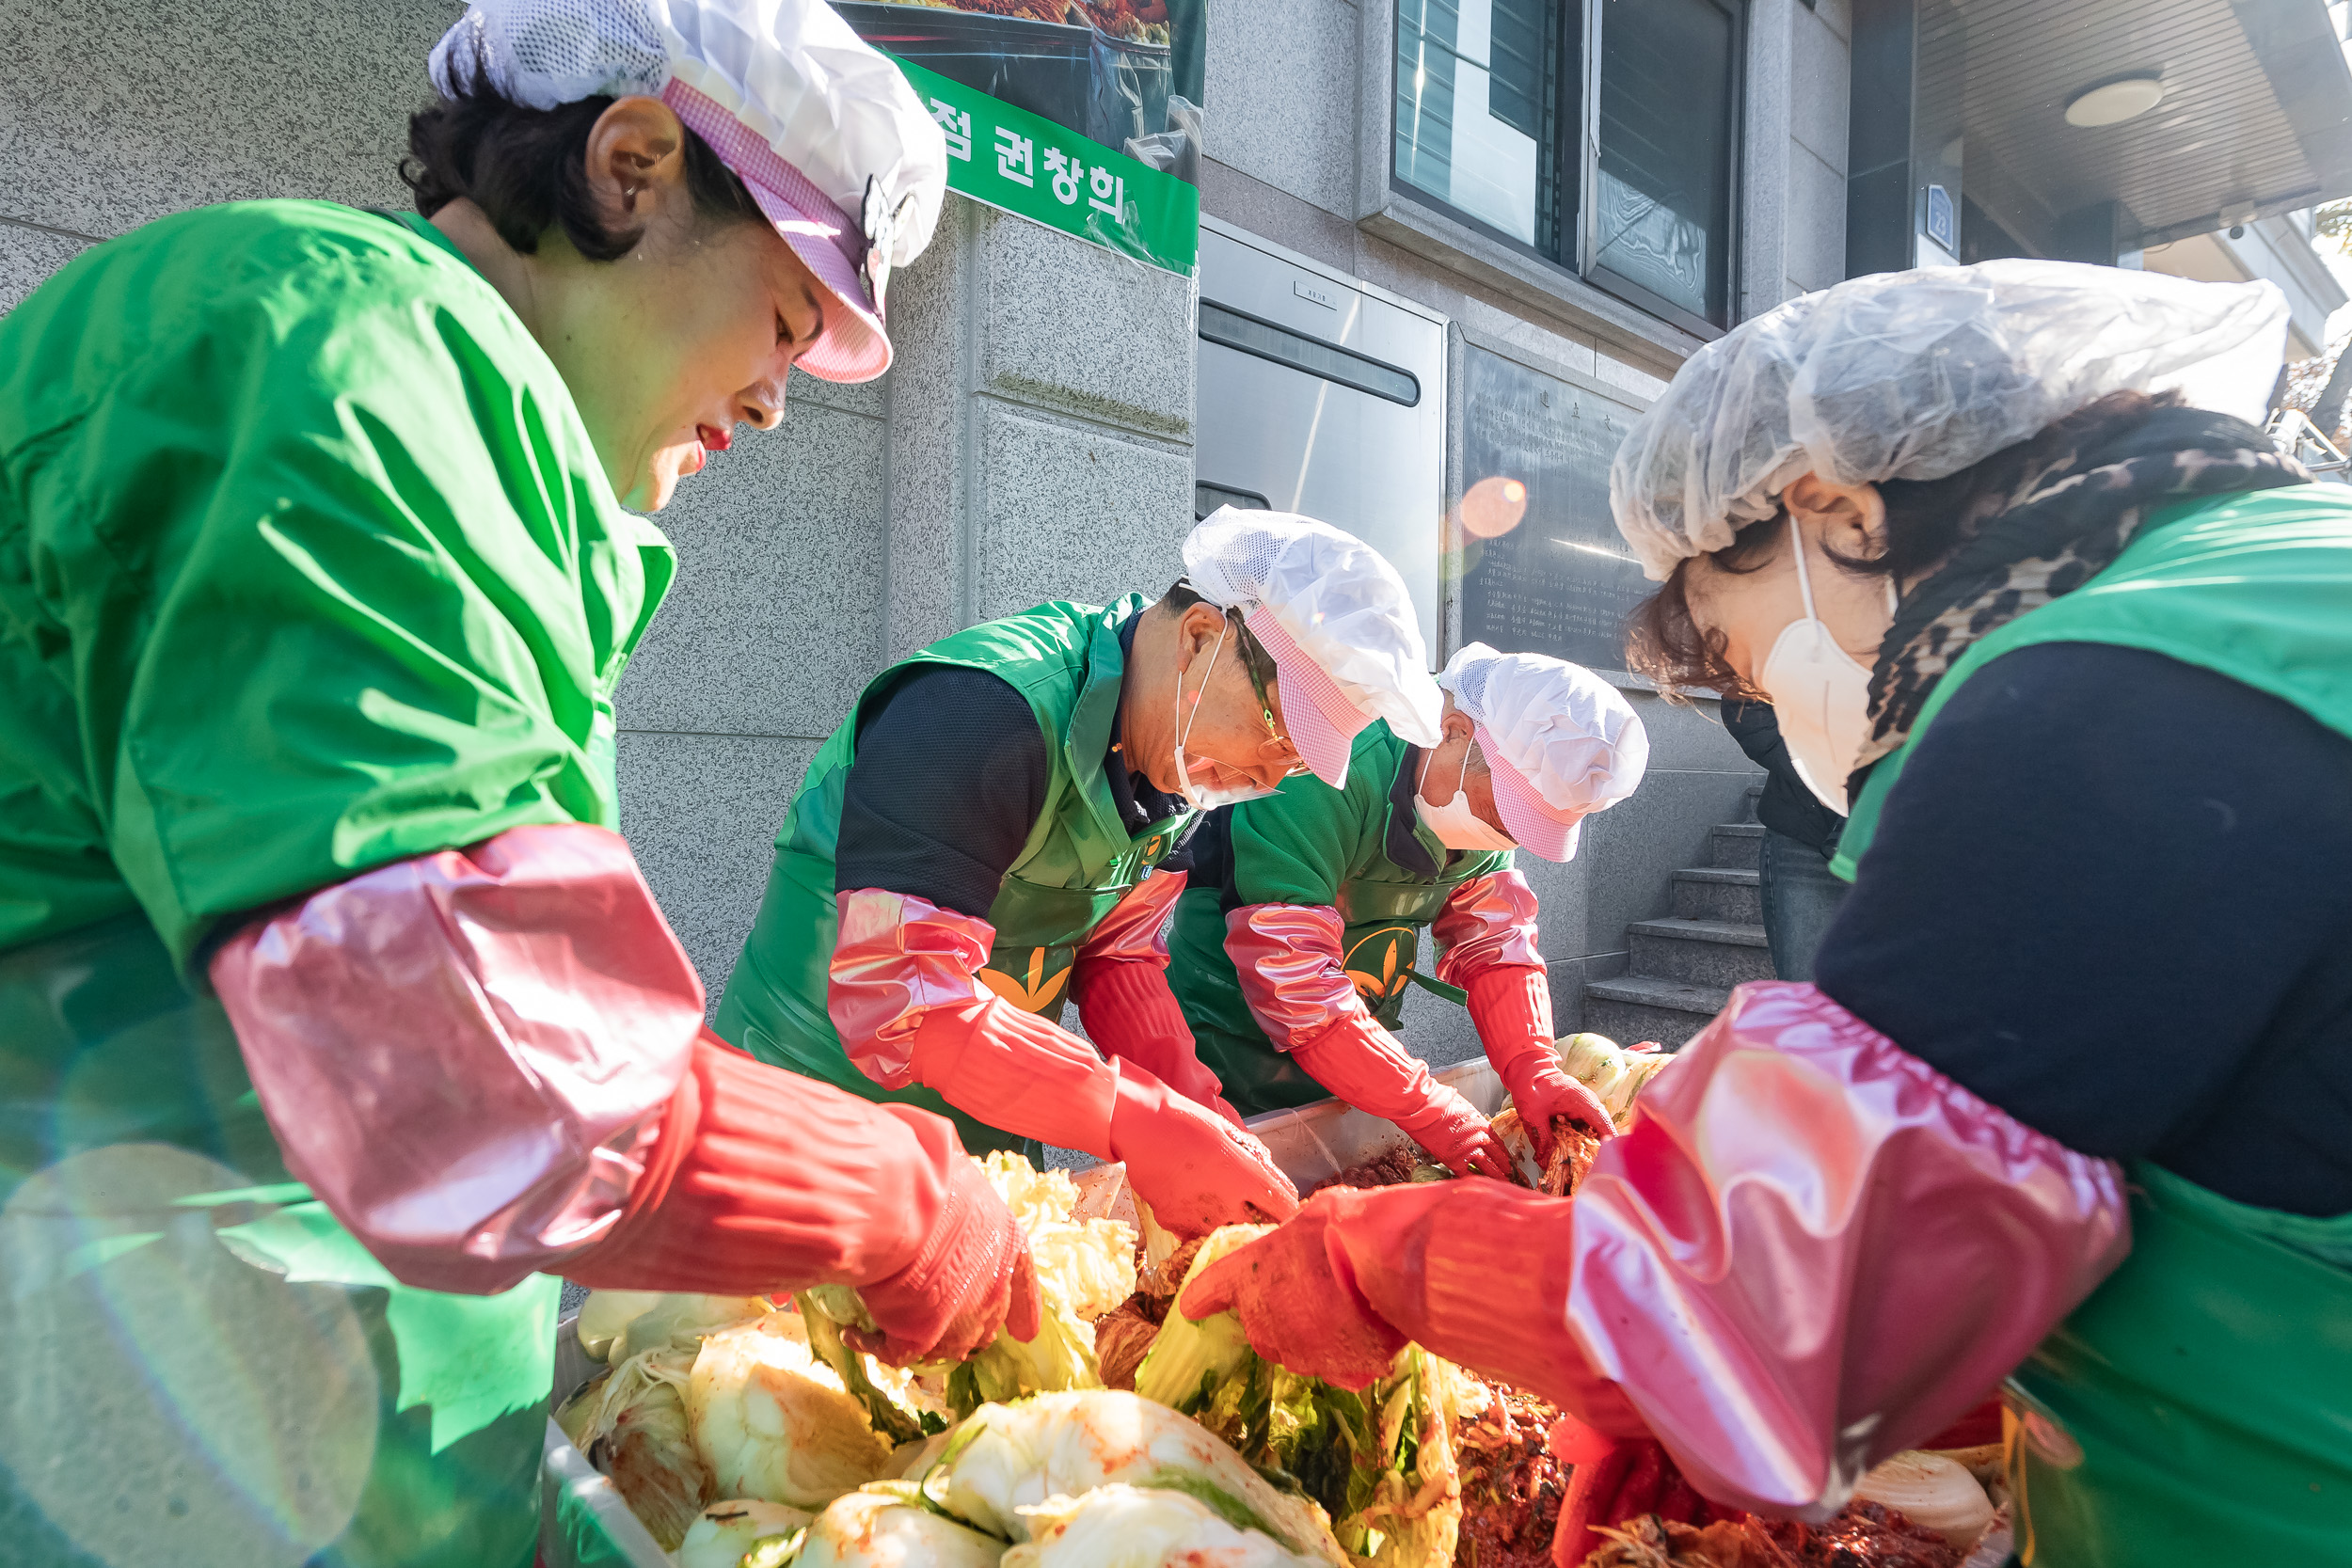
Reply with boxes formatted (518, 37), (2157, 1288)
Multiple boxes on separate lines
(429, 0), (946, 383)
(1610, 259), (2292, 579)
(1182, 510), (1444, 788)
(1438, 643), (1647, 862)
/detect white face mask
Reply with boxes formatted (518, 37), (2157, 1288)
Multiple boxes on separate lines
(1414, 737), (1518, 851)
(1172, 618), (1281, 810)
(1756, 517), (1895, 816)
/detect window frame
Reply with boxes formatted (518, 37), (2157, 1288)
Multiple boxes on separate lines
(1577, 0), (1745, 338)
(1370, 0), (1745, 342)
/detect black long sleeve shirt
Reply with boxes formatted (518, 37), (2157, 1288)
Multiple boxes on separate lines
(833, 616), (1188, 918)
(1815, 641), (2352, 1217)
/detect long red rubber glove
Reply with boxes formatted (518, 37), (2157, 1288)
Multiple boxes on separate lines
(1069, 869), (1236, 1120)
(1288, 1013), (1513, 1179)
(1465, 966), (1615, 1164)
(830, 888), (1295, 1237)
(1431, 872), (1612, 1164)
(1181, 1180), (1642, 1427)
(567, 1031), (1039, 1364)
(901, 997), (1297, 1236)
(1226, 901), (1507, 1177)
(1071, 966), (1243, 1126)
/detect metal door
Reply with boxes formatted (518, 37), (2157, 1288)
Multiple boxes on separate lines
(1195, 223), (1449, 655)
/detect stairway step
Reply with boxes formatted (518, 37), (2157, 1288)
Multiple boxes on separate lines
(1629, 916), (1768, 944)
(1671, 865), (1763, 923)
(1710, 821), (1763, 869)
(1581, 974), (1732, 1051)
(1629, 917), (1774, 986)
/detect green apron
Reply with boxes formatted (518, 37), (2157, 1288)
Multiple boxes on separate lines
(712, 598), (1191, 1155)
(1, 201), (668, 1565)
(1833, 487), (2352, 1565)
(1166, 721), (1506, 1116)
(2005, 1165), (2352, 1565)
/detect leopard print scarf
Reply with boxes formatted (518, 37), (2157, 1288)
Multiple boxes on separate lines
(1850, 408), (2309, 796)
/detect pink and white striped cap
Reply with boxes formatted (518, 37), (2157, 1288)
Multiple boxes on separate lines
(1442, 643), (1648, 862)
(429, 0), (947, 384)
(1184, 510), (1444, 788)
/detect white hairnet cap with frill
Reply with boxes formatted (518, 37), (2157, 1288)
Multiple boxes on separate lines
(1610, 259), (2293, 579)
(1438, 643), (1647, 861)
(429, 0), (945, 383)
(1183, 510), (1444, 787)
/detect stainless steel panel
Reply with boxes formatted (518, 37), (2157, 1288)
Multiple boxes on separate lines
(1196, 228), (1449, 656)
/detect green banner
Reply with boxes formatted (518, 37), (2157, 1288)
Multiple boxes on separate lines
(891, 55), (1200, 277)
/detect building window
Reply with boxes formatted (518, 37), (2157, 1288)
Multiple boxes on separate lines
(1393, 0), (1741, 333)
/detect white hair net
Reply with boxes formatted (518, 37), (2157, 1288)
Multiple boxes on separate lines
(430, 0), (946, 380)
(1183, 511), (1444, 784)
(1441, 643), (1648, 816)
(1611, 260), (2294, 579)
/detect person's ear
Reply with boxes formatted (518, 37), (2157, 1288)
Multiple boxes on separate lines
(1178, 603), (1231, 667)
(582, 96), (691, 230)
(1442, 708), (1475, 746)
(1783, 473), (1889, 562)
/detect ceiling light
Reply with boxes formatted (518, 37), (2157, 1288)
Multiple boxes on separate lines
(2065, 75), (2166, 128)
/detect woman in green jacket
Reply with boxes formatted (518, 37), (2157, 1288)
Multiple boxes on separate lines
(0, 3), (1040, 1563)
(1181, 261), (2352, 1566)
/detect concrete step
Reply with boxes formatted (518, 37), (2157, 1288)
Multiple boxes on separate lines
(1709, 821), (1763, 870)
(1671, 865), (1763, 924)
(1627, 916), (1774, 987)
(1581, 974), (1732, 1052)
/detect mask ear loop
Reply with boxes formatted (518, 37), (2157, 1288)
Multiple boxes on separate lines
(1787, 515), (1829, 651)
(1793, 515), (1903, 629)
(1417, 725), (1471, 807)
(1174, 618), (1230, 770)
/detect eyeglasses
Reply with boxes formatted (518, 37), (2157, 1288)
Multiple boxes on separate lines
(1231, 614), (1311, 779)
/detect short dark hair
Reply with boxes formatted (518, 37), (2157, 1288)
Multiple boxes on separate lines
(402, 43), (764, 261)
(1623, 388), (2178, 700)
(1159, 579), (1281, 689)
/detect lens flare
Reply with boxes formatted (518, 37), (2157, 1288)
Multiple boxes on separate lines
(1459, 476), (1529, 539)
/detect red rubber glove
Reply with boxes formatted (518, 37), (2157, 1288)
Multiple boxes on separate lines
(1072, 959), (1245, 1127)
(1289, 1013), (1512, 1179)
(1109, 1059), (1298, 1234)
(1467, 966), (1615, 1164)
(567, 1032), (1040, 1364)
(1183, 1180), (1643, 1429)
(850, 1158), (1044, 1366)
(1175, 1187), (1406, 1389)
(902, 998), (1296, 1238)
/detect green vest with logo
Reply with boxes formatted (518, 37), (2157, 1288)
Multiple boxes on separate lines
(1833, 486), (2352, 1565)
(1166, 721), (1507, 1117)
(712, 598), (1190, 1155)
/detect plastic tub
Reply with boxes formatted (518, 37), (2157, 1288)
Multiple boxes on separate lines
(541, 1314), (673, 1568)
(534, 1055), (1503, 1566)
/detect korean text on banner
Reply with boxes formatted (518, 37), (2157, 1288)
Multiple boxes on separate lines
(896, 55), (1200, 277)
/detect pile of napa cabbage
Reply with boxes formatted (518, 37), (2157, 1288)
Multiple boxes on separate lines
(558, 1154), (1506, 1568)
